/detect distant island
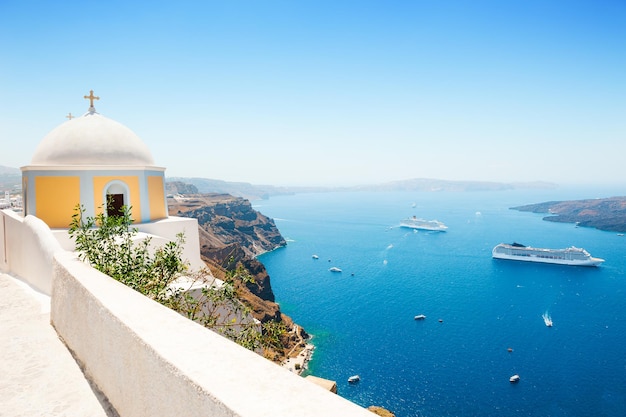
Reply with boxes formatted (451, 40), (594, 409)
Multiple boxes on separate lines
(512, 196), (626, 233)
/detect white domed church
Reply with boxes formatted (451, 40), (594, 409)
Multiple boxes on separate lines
(20, 91), (204, 270)
(22, 91), (167, 227)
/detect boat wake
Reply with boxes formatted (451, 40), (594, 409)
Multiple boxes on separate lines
(542, 312), (553, 327)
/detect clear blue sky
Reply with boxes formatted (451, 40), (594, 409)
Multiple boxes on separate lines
(1, 1), (624, 186)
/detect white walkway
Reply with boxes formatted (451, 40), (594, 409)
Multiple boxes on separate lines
(0, 273), (111, 417)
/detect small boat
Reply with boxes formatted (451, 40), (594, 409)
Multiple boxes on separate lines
(329, 267), (342, 272)
(348, 375), (360, 383)
(414, 314), (426, 320)
(542, 312), (553, 327)
(509, 374), (520, 383)
(312, 254), (319, 259)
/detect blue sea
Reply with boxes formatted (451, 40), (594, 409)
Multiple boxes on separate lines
(255, 188), (626, 417)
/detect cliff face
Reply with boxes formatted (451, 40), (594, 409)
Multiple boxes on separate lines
(167, 192), (308, 362)
(167, 192), (287, 317)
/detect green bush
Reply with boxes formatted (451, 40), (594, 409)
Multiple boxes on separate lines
(68, 204), (285, 352)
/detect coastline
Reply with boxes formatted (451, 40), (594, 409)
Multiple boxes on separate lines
(282, 342), (314, 375)
(281, 324), (315, 375)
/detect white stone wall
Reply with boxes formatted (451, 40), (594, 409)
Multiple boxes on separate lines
(136, 216), (206, 272)
(51, 252), (372, 417)
(0, 210), (61, 295)
(52, 215), (206, 273)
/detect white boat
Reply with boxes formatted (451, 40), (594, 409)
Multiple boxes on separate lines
(509, 374), (520, 383)
(329, 267), (342, 272)
(348, 375), (360, 383)
(542, 312), (553, 327)
(312, 254), (319, 259)
(414, 314), (426, 320)
(492, 242), (604, 267)
(400, 216), (448, 232)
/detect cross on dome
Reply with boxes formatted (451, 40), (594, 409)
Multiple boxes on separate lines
(83, 90), (100, 112)
(66, 112), (74, 120)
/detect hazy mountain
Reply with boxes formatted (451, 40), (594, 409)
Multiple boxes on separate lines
(167, 176), (558, 200)
(1, 167), (558, 200)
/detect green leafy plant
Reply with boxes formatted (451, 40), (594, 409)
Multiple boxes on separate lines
(68, 203), (286, 353)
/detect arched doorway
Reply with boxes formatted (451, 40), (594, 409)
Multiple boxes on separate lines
(104, 182), (129, 218)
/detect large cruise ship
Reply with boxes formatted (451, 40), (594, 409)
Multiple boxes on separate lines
(492, 242), (604, 267)
(400, 216), (448, 232)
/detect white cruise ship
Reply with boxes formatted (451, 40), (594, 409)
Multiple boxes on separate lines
(400, 216), (448, 232)
(492, 242), (604, 267)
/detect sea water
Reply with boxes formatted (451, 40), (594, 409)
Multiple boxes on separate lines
(255, 188), (626, 417)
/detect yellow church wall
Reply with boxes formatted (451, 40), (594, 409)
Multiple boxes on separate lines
(93, 176), (141, 222)
(34, 176), (81, 228)
(147, 175), (167, 220)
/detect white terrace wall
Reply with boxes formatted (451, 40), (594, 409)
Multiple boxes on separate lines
(51, 252), (373, 417)
(0, 209), (372, 417)
(0, 210), (61, 295)
(51, 216), (206, 273)
(136, 216), (206, 272)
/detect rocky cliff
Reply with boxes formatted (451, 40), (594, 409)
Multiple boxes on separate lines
(512, 196), (626, 232)
(166, 188), (307, 361)
(167, 191), (286, 311)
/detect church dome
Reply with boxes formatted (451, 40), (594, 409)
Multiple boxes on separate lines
(31, 110), (155, 166)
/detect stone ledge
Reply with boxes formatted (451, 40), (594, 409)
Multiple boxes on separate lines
(50, 252), (373, 417)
